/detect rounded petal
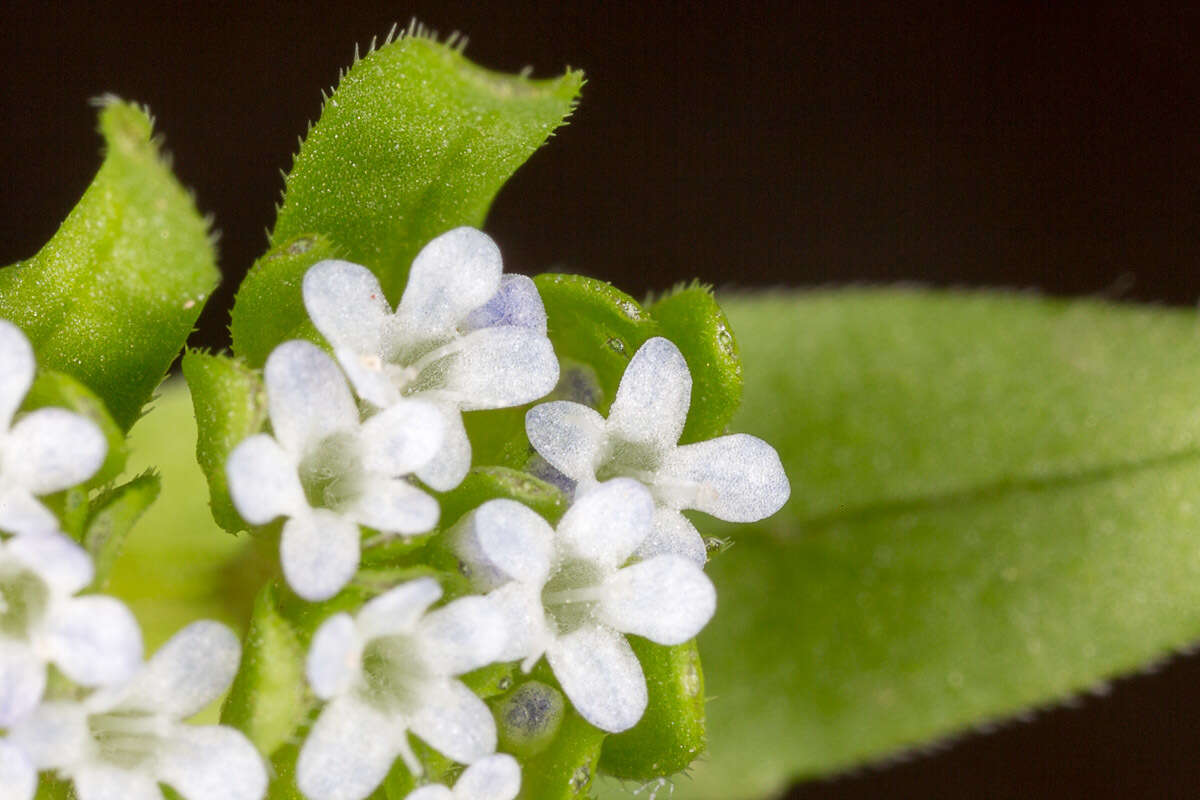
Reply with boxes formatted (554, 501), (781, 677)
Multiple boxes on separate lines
(405, 787), (454, 800)
(307, 613), (360, 700)
(5, 701), (87, 768)
(0, 739), (35, 800)
(607, 337), (691, 450)
(359, 399), (444, 476)
(416, 595), (506, 676)
(600, 556), (716, 645)
(280, 510), (361, 602)
(454, 753), (521, 800)
(335, 346), (402, 409)
(356, 578), (442, 640)
(409, 679), (497, 765)
(634, 507), (707, 565)
(470, 499), (555, 586)
(112, 620), (238, 717)
(546, 625), (646, 733)
(302, 259), (391, 355)
(440, 328), (559, 412)
(661, 434), (790, 521)
(9, 531), (93, 594)
(0, 644), (45, 727)
(264, 341), (359, 455)
(463, 274), (547, 334)
(415, 406), (472, 492)
(6, 408), (106, 494)
(0, 319), (34, 429)
(557, 479), (654, 569)
(0, 488), (60, 537)
(525, 401), (607, 483)
(486, 582), (548, 664)
(297, 695), (400, 800)
(347, 477), (439, 536)
(41, 595), (142, 688)
(157, 723), (267, 800)
(397, 228), (503, 334)
(73, 763), (164, 800)
(226, 434), (305, 526)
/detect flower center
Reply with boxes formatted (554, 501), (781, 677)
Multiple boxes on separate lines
(0, 563), (50, 639)
(360, 634), (429, 713)
(298, 431), (362, 511)
(595, 438), (712, 508)
(88, 710), (169, 770)
(541, 559), (606, 635)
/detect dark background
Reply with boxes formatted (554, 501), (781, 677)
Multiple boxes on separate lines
(3, 1), (1200, 796)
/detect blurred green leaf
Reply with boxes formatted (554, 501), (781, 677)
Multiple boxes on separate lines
(0, 99), (218, 430)
(84, 470), (161, 588)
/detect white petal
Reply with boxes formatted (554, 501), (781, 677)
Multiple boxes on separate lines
(41, 596), (142, 688)
(8, 531), (93, 593)
(454, 753), (521, 800)
(359, 399), (444, 476)
(404, 787), (454, 800)
(409, 679), (497, 765)
(302, 259), (391, 355)
(440, 328), (559, 412)
(356, 578), (442, 640)
(347, 478), (439, 535)
(463, 274), (547, 334)
(280, 510), (361, 602)
(73, 763), (164, 800)
(6, 408), (106, 493)
(306, 613), (360, 700)
(0, 320), (34, 430)
(297, 695), (400, 800)
(470, 499), (554, 586)
(415, 406), (472, 492)
(115, 621), (239, 717)
(661, 434), (790, 521)
(546, 625), (646, 733)
(264, 341), (359, 455)
(225, 435), (305, 526)
(556, 479), (654, 569)
(336, 346), (402, 409)
(0, 644), (45, 727)
(397, 228), (503, 335)
(525, 401), (607, 483)
(635, 507), (707, 565)
(0, 739), (35, 800)
(157, 723), (267, 800)
(0, 488), (60, 537)
(600, 556), (716, 645)
(5, 701), (87, 768)
(607, 337), (691, 450)
(416, 596), (506, 676)
(488, 582), (548, 664)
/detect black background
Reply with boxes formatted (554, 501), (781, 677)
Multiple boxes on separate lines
(3, 2), (1200, 796)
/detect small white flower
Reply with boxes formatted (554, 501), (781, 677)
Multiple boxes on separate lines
(226, 339), (444, 601)
(526, 336), (790, 565)
(0, 319), (107, 537)
(0, 737), (35, 800)
(297, 578), (506, 800)
(302, 227), (560, 492)
(453, 478), (716, 733)
(7, 620), (266, 800)
(403, 753), (521, 800)
(0, 533), (142, 726)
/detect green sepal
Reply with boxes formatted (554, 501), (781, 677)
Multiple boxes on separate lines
(181, 350), (268, 533)
(0, 99), (218, 430)
(271, 31), (583, 304)
(462, 661), (517, 701)
(221, 581), (311, 758)
(647, 283), (743, 442)
(83, 470), (161, 588)
(23, 368), (127, 486)
(598, 639), (706, 780)
(41, 488), (89, 542)
(230, 234), (339, 368)
(33, 776), (73, 800)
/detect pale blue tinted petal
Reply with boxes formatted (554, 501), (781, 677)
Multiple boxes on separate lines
(359, 399), (444, 476)
(397, 228), (503, 335)
(225, 434), (305, 526)
(347, 477), (439, 536)
(335, 346), (401, 409)
(415, 405), (472, 492)
(634, 506), (707, 565)
(410, 679), (496, 765)
(556, 478), (653, 569)
(280, 509), (361, 602)
(661, 433), (791, 521)
(600, 556), (716, 645)
(471, 499), (555, 585)
(297, 695), (400, 800)
(607, 336), (691, 450)
(416, 596), (506, 676)
(264, 340), (359, 455)
(546, 625), (646, 733)
(302, 259), (391, 354)
(525, 401), (606, 483)
(463, 274), (547, 334)
(440, 327), (558, 412)
(157, 723), (267, 800)
(0, 739), (35, 800)
(306, 613), (360, 700)
(42, 596), (142, 688)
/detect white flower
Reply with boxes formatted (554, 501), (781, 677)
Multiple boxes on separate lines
(7, 620), (266, 800)
(403, 753), (521, 800)
(0, 737), (35, 800)
(302, 227), (560, 492)
(453, 478), (716, 733)
(0, 533), (141, 726)
(297, 578), (506, 800)
(226, 339), (444, 601)
(0, 319), (107, 537)
(526, 336), (790, 564)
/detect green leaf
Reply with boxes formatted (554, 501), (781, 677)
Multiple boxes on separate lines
(611, 290), (1200, 799)
(0, 99), (218, 430)
(270, 31), (583, 304)
(181, 350), (268, 533)
(23, 369), (127, 485)
(84, 471), (161, 588)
